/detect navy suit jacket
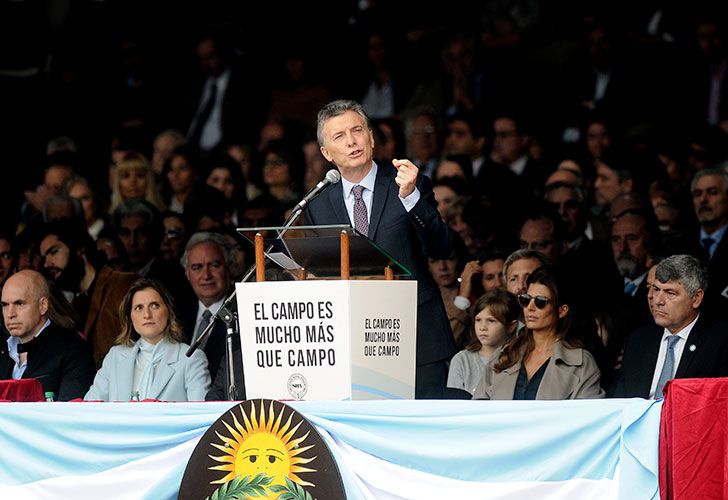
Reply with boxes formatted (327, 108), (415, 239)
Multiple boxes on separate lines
(703, 232), (728, 320)
(304, 163), (457, 366)
(609, 314), (728, 398)
(181, 304), (228, 385)
(0, 323), (96, 401)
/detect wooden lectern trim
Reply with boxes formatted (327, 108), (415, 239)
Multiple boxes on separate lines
(255, 233), (265, 282)
(340, 230), (350, 280)
(384, 266), (394, 280)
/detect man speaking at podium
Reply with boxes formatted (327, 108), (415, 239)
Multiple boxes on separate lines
(304, 99), (458, 398)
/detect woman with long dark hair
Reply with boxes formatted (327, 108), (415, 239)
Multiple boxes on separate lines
(472, 266), (604, 400)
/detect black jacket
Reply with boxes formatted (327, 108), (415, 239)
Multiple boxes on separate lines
(609, 314), (728, 398)
(0, 322), (96, 401)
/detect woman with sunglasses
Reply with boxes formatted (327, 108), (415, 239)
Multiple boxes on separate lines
(472, 265), (604, 400)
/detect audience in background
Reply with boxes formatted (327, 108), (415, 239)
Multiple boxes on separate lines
(3, 4), (728, 401)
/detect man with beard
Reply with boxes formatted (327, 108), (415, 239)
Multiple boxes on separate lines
(610, 210), (657, 330)
(691, 168), (728, 318)
(39, 218), (139, 366)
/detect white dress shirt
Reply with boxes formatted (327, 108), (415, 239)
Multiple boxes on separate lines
(508, 155), (528, 176)
(194, 298), (225, 347)
(190, 68), (231, 151)
(340, 162), (420, 229)
(700, 224), (727, 260)
(6, 319), (51, 379)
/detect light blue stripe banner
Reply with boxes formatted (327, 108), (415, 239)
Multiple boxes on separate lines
(0, 398), (661, 499)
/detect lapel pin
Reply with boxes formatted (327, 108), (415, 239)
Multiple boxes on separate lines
(689, 344), (696, 352)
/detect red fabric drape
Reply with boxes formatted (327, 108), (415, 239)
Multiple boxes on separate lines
(660, 377), (728, 500)
(0, 379), (45, 402)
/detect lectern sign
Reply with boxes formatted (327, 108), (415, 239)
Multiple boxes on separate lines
(236, 280), (417, 400)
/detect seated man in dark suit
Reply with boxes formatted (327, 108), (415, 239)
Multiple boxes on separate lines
(0, 270), (96, 400)
(203, 268), (296, 401)
(181, 231), (235, 384)
(304, 99), (457, 398)
(610, 254), (728, 399)
(610, 209), (660, 331)
(691, 167), (728, 318)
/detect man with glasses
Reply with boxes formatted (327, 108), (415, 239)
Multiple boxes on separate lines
(404, 106), (441, 179)
(490, 112), (544, 197)
(518, 208), (568, 265)
(38, 217), (139, 366)
(112, 199), (194, 300)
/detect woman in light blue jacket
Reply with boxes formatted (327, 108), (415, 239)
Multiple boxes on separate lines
(85, 278), (210, 401)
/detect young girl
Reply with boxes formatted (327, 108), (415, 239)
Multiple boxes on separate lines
(447, 289), (519, 395)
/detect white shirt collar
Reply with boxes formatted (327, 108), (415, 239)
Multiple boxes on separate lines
(624, 272), (647, 288)
(341, 162), (377, 199)
(509, 155), (528, 176)
(197, 298), (225, 322)
(663, 314), (699, 341)
(6, 319), (51, 378)
(208, 67), (231, 96)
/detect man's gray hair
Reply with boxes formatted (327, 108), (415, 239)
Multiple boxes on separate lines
(111, 198), (159, 228)
(690, 167), (728, 194)
(544, 181), (585, 204)
(316, 100), (370, 146)
(654, 254), (708, 298)
(180, 231), (231, 269)
(42, 194), (83, 222)
(502, 249), (549, 283)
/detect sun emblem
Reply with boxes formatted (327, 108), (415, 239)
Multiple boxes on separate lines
(208, 400), (317, 498)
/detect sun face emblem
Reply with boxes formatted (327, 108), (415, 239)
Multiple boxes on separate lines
(208, 400), (317, 497)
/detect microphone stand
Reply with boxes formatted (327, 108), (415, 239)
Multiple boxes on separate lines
(186, 206), (305, 401)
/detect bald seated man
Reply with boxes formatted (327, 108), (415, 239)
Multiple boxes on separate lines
(0, 270), (95, 400)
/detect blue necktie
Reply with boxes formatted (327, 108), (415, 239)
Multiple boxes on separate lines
(624, 281), (637, 296)
(194, 309), (212, 349)
(702, 237), (715, 259)
(655, 335), (681, 399)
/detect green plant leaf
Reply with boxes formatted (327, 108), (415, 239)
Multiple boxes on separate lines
(261, 477), (316, 500)
(205, 473), (277, 500)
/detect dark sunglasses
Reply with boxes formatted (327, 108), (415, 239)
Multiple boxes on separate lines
(518, 293), (552, 309)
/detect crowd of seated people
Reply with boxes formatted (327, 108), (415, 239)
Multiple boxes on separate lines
(3, 4), (728, 401)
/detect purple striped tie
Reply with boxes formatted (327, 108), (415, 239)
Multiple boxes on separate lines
(352, 185), (368, 236)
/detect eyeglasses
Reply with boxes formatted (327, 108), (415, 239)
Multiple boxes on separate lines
(518, 293), (552, 309)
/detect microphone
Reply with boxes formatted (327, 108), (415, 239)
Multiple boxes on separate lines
(293, 169), (341, 211)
